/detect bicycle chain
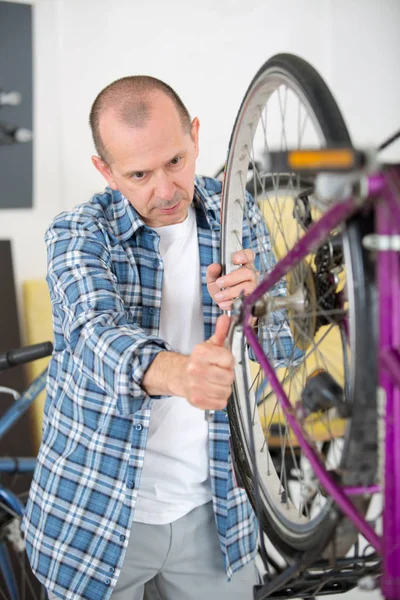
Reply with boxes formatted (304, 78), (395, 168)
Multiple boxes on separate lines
(293, 189), (345, 333)
(314, 243), (343, 332)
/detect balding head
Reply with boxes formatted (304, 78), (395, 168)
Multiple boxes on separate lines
(89, 76), (192, 163)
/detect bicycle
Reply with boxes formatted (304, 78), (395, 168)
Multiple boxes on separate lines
(220, 53), (400, 599)
(0, 342), (52, 599)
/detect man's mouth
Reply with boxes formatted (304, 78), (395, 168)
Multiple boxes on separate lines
(159, 201), (180, 214)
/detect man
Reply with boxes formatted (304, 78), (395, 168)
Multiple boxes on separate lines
(22, 76), (277, 600)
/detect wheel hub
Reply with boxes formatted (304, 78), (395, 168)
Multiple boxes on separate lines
(286, 261), (317, 351)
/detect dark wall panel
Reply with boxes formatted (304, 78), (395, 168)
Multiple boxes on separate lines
(0, 1), (33, 208)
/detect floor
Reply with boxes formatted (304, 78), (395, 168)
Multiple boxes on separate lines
(255, 493), (383, 600)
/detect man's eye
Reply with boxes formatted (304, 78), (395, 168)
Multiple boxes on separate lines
(169, 156), (181, 166)
(132, 171), (146, 180)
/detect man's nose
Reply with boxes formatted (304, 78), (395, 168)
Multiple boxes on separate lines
(154, 172), (176, 201)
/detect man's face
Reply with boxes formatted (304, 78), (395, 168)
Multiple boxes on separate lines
(92, 93), (200, 228)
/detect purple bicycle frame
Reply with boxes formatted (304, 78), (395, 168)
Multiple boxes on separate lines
(378, 167), (400, 600)
(243, 166), (400, 599)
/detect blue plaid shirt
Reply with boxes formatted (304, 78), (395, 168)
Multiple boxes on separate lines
(22, 176), (293, 600)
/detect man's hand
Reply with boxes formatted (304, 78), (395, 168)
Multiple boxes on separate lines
(206, 249), (258, 311)
(184, 314), (234, 411)
(142, 315), (235, 412)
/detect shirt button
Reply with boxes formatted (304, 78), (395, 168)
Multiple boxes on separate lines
(152, 259), (159, 267)
(109, 567), (115, 573)
(148, 308), (155, 315)
(127, 480), (135, 489)
(119, 534), (126, 542)
(105, 579), (111, 586)
(135, 424), (143, 431)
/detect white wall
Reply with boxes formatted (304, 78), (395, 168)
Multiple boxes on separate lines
(1, 0), (400, 330)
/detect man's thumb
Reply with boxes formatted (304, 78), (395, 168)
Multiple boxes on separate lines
(209, 314), (231, 347)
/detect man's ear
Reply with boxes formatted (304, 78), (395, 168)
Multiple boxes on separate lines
(91, 155), (118, 190)
(190, 117), (200, 158)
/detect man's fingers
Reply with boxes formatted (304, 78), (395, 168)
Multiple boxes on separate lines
(212, 259), (258, 310)
(190, 341), (234, 370)
(206, 263), (222, 285)
(187, 361), (234, 386)
(215, 265), (257, 291)
(188, 394), (228, 411)
(186, 322), (235, 411)
(187, 361), (234, 410)
(233, 249), (255, 266)
(203, 367), (235, 388)
(215, 280), (256, 304)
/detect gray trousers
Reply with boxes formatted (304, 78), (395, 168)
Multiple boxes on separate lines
(48, 501), (257, 599)
(112, 501), (257, 600)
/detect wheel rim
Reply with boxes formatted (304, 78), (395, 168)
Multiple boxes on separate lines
(222, 61), (356, 545)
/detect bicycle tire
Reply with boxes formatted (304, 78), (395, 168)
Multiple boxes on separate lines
(0, 489), (47, 600)
(221, 53), (377, 558)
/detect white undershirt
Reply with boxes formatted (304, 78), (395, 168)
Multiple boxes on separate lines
(133, 205), (212, 524)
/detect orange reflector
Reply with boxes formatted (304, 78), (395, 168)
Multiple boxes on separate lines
(288, 149), (355, 170)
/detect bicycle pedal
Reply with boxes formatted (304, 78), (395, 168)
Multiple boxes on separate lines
(301, 370), (351, 418)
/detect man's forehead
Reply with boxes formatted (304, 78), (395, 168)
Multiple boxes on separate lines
(100, 101), (190, 164)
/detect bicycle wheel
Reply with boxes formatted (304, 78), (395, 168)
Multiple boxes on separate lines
(221, 53), (377, 558)
(0, 488), (47, 600)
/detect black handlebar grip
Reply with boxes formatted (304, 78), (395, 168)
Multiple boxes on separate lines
(0, 341), (53, 371)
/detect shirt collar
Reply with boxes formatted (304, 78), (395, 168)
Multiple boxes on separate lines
(193, 176), (221, 231)
(108, 175), (220, 243)
(108, 187), (148, 242)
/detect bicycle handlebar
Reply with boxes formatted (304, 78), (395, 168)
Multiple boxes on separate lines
(0, 342), (53, 371)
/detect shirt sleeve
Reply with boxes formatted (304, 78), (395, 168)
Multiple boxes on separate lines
(45, 217), (170, 416)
